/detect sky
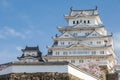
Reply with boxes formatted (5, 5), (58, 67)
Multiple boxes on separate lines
(0, 0), (120, 64)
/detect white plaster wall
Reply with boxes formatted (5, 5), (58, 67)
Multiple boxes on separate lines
(58, 41), (75, 46)
(57, 39), (105, 47)
(68, 66), (97, 80)
(96, 29), (107, 35)
(12, 65), (68, 73)
(58, 41), (70, 46)
(88, 40), (105, 46)
(0, 66), (12, 75)
(0, 64), (97, 80)
(106, 51), (111, 55)
(53, 49), (107, 56)
(68, 18), (97, 26)
(118, 73), (120, 80)
(69, 30), (92, 37)
(0, 65), (68, 75)
(48, 58), (110, 67)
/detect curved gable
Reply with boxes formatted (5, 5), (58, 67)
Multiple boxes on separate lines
(58, 32), (74, 38)
(87, 30), (102, 38)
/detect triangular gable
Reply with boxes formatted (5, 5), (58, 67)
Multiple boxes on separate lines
(58, 32), (74, 38)
(68, 42), (90, 49)
(87, 31), (102, 37)
(73, 13), (87, 17)
(71, 44), (86, 48)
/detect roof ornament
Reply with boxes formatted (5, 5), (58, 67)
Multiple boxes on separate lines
(55, 34), (58, 37)
(26, 45), (28, 48)
(95, 6), (98, 10)
(111, 32), (113, 36)
(70, 7), (73, 11)
(37, 45), (39, 49)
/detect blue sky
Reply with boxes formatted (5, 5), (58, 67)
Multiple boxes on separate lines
(0, 0), (120, 64)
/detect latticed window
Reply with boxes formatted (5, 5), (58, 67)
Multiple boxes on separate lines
(71, 60), (75, 63)
(63, 52), (67, 55)
(61, 42), (64, 45)
(77, 20), (79, 24)
(88, 20), (90, 23)
(79, 60), (84, 63)
(68, 42), (71, 45)
(85, 33), (89, 36)
(97, 41), (101, 44)
(73, 33), (77, 36)
(84, 20), (86, 23)
(92, 51), (96, 55)
(64, 35), (69, 37)
(90, 42), (93, 44)
(100, 51), (104, 54)
(73, 21), (75, 24)
(80, 20), (82, 23)
(92, 34), (97, 36)
(56, 52), (59, 55)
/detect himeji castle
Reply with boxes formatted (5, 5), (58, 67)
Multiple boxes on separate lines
(45, 7), (117, 73)
(0, 7), (119, 80)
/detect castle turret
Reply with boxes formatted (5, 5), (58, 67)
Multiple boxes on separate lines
(18, 46), (44, 62)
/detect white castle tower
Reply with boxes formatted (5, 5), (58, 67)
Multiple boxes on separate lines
(45, 7), (117, 73)
(18, 46), (44, 62)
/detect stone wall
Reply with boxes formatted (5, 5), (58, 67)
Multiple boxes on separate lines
(0, 72), (82, 80)
(106, 73), (118, 80)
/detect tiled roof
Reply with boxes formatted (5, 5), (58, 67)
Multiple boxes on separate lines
(22, 46), (40, 51)
(69, 7), (98, 17)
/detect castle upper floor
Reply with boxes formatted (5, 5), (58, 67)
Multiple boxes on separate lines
(64, 7), (102, 26)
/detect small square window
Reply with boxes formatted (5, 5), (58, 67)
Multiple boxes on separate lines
(63, 52), (67, 55)
(73, 21), (75, 24)
(68, 42), (71, 44)
(73, 33), (77, 36)
(80, 20), (82, 23)
(77, 21), (79, 24)
(92, 34), (97, 36)
(65, 35), (69, 37)
(56, 52), (59, 55)
(88, 20), (90, 24)
(100, 51), (104, 54)
(84, 20), (86, 24)
(90, 42), (93, 44)
(92, 51), (96, 55)
(61, 42), (64, 45)
(71, 60), (75, 63)
(97, 41), (101, 44)
(79, 60), (83, 63)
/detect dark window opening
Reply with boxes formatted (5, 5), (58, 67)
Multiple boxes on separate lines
(80, 20), (82, 23)
(77, 21), (79, 24)
(92, 51), (96, 55)
(84, 20), (86, 24)
(73, 21), (75, 24)
(88, 20), (90, 23)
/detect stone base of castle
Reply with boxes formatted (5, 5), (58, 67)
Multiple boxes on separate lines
(0, 72), (82, 80)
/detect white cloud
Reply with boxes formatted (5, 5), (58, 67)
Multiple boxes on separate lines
(114, 32), (120, 51)
(0, 27), (25, 39)
(113, 32), (120, 62)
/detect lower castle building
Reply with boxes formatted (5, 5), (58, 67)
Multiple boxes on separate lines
(0, 46), (98, 80)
